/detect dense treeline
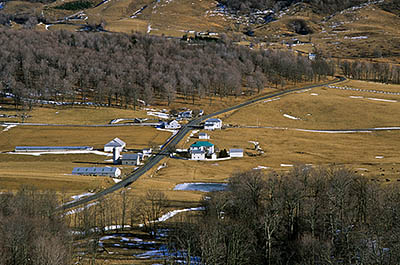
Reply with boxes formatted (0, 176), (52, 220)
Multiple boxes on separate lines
(169, 166), (400, 264)
(0, 187), (72, 265)
(218, 0), (369, 13)
(341, 60), (400, 84)
(0, 29), (333, 109)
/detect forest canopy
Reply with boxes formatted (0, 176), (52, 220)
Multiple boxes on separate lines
(0, 29), (333, 109)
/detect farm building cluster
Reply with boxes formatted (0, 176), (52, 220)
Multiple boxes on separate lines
(186, 119), (244, 161)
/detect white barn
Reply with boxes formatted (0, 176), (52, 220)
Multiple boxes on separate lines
(121, 153), (140, 165)
(191, 150), (206, 160)
(198, 132), (210, 140)
(204, 118), (222, 130)
(165, 120), (181, 129)
(72, 167), (121, 177)
(104, 138), (126, 152)
(229, 149), (244, 158)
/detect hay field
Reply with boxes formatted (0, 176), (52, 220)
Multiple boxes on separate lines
(222, 81), (400, 129)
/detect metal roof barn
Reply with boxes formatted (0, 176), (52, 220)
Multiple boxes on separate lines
(72, 167), (121, 177)
(15, 146), (93, 152)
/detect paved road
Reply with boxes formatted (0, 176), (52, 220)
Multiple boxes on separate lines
(60, 77), (345, 211)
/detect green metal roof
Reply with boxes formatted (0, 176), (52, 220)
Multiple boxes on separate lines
(191, 141), (214, 147)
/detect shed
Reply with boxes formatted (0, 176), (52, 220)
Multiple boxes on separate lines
(198, 132), (210, 140)
(72, 167), (121, 177)
(165, 120), (181, 129)
(204, 118), (222, 130)
(191, 150), (206, 160)
(229, 149), (244, 158)
(142, 148), (153, 157)
(121, 153), (140, 165)
(104, 138), (126, 152)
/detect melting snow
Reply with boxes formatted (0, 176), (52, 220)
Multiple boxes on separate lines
(367, 98), (397, 103)
(280, 164), (293, 167)
(253, 166), (270, 170)
(283, 114), (301, 120)
(2, 124), (16, 132)
(139, 207), (204, 227)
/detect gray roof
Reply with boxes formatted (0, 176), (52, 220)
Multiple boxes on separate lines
(199, 132), (208, 136)
(229, 149), (243, 153)
(72, 167), (119, 174)
(122, 154), (139, 160)
(191, 150), (205, 154)
(206, 118), (221, 123)
(16, 146), (93, 151)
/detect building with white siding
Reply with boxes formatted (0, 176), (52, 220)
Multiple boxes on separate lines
(204, 118), (222, 130)
(104, 138), (126, 152)
(229, 149), (244, 158)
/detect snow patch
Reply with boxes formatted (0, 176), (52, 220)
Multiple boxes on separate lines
(283, 114), (301, 120)
(253, 166), (270, 170)
(375, 156), (384, 159)
(367, 98), (397, 103)
(280, 164), (293, 167)
(139, 207), (204, 227)
(2, 124), (16, 132)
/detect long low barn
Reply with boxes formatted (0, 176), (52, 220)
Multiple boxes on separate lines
(15, 146), (93, 152)
(72, 167), (121, 177)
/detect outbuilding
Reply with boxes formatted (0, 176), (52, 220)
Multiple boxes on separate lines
(72, 167), (121, 177)
(104, 138), (126, 152)
(15, 146), (93, 152)
(204, 118), (222, 130)
(121, 153), (140, 165)
(229, 149), (244, 158)
(165, 120), (181, 129)
(198, 132), (210, 140)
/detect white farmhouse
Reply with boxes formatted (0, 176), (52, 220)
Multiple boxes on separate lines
(190, 141), (215, 155)
(104, 138), (126, 152)
(191, 150), (206, 160)
(165, 120), (181, 129)
(198, 132), (210, 140)
(72, 167), (121, 177)
(229, 149), (244, 158)
(204, 118), (222, 130)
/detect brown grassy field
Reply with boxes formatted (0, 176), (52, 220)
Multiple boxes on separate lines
(0, 125), (170, 194)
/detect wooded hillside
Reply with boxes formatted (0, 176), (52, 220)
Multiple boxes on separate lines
(0, 29), (333, 109)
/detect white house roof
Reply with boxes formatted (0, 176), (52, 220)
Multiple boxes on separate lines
(105, 137), (126, 147)
(122, 154), (140, 160)
(229, 149), (243, 153)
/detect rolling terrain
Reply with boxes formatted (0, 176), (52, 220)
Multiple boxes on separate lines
(1, 0), (399, 60)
